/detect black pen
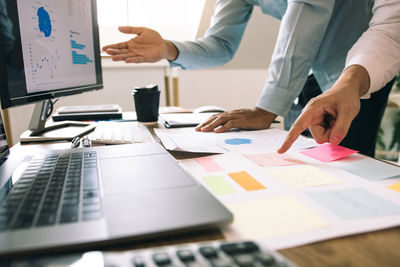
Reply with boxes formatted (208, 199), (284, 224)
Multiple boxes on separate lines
(71, 136), (81, 148)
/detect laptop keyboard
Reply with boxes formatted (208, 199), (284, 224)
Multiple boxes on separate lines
(0, 151), (102, 231)
(89, 121), (154, 145)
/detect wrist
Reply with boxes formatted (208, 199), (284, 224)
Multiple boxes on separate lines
(164, 40), (179, 61)
(341, 65), (370, 97)
(255, 107), (277, 126)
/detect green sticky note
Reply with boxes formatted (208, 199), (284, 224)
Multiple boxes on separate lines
(203, 175), (236, 195)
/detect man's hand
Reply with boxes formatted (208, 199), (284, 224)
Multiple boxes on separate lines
(277, 65), (370, 153)
(195, 107), (277, 133)
(102, 26), (178, 63)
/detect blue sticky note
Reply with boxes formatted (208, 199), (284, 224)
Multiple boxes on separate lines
(308, 188), (400, 220)
(330, 157), (400, 181)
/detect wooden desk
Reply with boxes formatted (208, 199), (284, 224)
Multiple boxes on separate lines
(9, 123), (400, 267)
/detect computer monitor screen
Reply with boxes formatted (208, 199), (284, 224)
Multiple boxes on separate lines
(0, 0), (102, 109)
(0, 112), (8, 161)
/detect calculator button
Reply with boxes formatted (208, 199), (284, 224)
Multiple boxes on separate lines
(152, 252), (171, 265)
(177, 249), (195, 262)
(199, 246), (218, 258)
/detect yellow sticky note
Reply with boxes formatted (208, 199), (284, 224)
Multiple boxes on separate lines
(388, 182), (400, 193)
(268, 165), (341, 187)
(228, 195), (329, 239)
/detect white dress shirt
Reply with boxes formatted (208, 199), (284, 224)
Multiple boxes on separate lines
(346, 0), (400, 98)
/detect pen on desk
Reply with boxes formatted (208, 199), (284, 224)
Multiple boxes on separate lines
(71, 136), (81, 148)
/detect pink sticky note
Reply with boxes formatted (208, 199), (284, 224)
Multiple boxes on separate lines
(300, 143), (358, 162)
(243, 153), (306, 167)
(196, 157), (224, 172)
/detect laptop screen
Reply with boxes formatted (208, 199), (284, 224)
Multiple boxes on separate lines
(0, 112), (9, 163)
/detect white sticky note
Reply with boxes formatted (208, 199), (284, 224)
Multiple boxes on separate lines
(228, 195), (329, 239)
(268, 165), (341, 187)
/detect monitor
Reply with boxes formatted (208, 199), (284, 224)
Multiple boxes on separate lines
(0, 0), (103, 142)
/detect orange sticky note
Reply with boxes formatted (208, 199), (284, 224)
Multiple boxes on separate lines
(388, 182), (400, 193)
(228, 171), (266, 191)
(196, 157), (224, 172)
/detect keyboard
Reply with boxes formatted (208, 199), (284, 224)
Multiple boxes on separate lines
(89, 121), (154, 145)
(104, 240), (297, 267)
(0, 151), (102, 231)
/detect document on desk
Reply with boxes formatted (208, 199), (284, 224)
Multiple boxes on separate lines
(179, 151), (400, 250)
(154, 127), (317, 153)
(159, 113), (218, 128)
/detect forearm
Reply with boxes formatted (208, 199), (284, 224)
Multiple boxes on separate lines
(169, 0), (252, 70)
(257, 0), (335, 116)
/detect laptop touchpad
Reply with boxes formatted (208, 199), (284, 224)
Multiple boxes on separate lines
(99, 154), (196, 195)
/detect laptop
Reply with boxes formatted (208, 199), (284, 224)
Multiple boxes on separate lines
(0, 113), (233, 256)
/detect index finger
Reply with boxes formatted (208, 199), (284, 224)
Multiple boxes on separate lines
(195, 114), (219, 131)
(277, 113), (312, 154)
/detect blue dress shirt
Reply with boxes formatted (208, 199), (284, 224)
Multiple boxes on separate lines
(170, 0), (374, 117)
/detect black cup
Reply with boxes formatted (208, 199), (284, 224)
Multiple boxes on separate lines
(133, 84), (160, 122)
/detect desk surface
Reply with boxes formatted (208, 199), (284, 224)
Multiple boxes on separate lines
(10, 123), (400, 267)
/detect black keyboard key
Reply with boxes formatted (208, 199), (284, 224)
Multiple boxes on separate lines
(36, 212), (57, 226)
(83, 169), (99, 190)
(199, 246), (218, 259)
(83, 190), (98, 199)
(241, 241), (259, 253)
(152, 252), (171, 265)
(82, 203), (101, 214)
(60, 204), (79, 223)
(82, 210), (102, 221)
(177, 249), (195, 262)
(12, 213), (35, 229)
(83, 197), (100, 205)
(220, 242), (255, 255)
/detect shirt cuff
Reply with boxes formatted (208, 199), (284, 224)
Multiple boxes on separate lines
(256, 82), (298, 117)
(345, 53), (384, 99)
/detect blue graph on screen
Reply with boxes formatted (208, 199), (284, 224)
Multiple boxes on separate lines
(70, 33), (93, 65)
(37, 6), (52, 37)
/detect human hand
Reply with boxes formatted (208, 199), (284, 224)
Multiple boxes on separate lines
(277, 65), (369, 153)
(102, 26), (178, 63)
(195, 107), (277, 133)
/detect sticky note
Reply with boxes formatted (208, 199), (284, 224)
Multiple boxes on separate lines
(300, 143), (358, 162)
(196, 157), (224, 172)
(330, 157), (400, 181)
(268, 165), (341, 187)
(243, 152), (305, 167)
(308, 188), (400, 220)
(228, 171), (266, 191)
(228, 195), (329, 239)
(387, 182), (400, 193)
(202, 175), (236, 195)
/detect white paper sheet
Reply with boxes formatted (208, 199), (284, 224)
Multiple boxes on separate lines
(179, 151), (400, 250)
(154, 128), (317, 153)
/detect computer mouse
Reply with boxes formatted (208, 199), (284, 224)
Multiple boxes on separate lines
(193, 105), (226, 113)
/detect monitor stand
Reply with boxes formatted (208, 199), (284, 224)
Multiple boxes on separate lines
(20, 100), (96, 143)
